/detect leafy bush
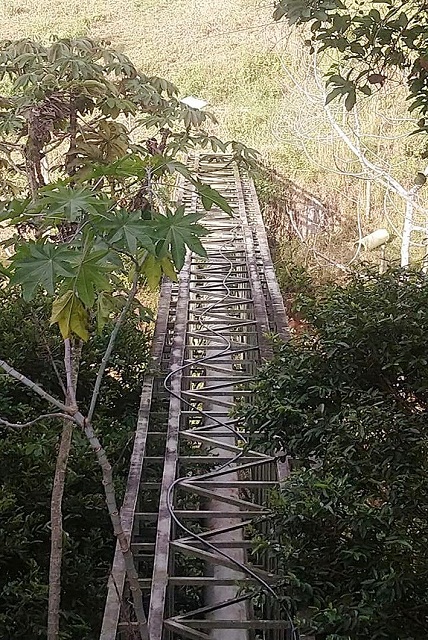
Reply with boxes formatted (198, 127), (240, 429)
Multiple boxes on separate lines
(242, 268), (428, 639)
(0, 290), (151, 638)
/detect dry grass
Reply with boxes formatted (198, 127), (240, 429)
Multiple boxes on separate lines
(0, 0), (284, 155)
(0, 0), (424, 272)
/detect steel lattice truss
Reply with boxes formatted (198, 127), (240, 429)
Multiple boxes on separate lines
(100, 155), (294, 640)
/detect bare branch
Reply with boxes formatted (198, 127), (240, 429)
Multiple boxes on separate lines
(311, 53), (428, 214)
(0, 413), (75, 429)
(64, 338), (77, 408)
(0, 359), (70, 413)
(87, 272), (139, 423)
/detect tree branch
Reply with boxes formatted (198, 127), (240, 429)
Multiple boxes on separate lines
(64, 337), (77, 408)
(0, 359), (70, 413)
(48, 338), (81, 640)
(312, 53), (428, 214)
(0, 413), (75, 429)
(86, 272), (139, 423)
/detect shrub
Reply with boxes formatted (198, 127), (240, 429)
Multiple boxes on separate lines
(0, 290), (151, 638)
(242, 268), (428, 639)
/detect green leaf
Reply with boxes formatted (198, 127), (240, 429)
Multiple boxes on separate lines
(0, 197), (31, 223)
(0, 262), (11, 280)
(97, 209), (155, 255)
(161, 256), (178, 282)
(10, 242), (76, 300)
(273, 5), (287, 21)
(39, 185), (105, 222)
(193, 182), (234, 215)
(50, 291), (89, 341)
(150, 205), (208, 271)
(142, 253), (162, 290)
(85, 154), (149, 180)
(68, 249), (113, 308)
(325, 87), (344, 105)
(345, 89), (357, 111)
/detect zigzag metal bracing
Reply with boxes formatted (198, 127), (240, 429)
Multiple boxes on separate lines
(100, 154), (294, 640)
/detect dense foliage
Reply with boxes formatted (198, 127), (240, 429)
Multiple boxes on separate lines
(242, 268), (428, 639)
(0, 38), (249, 638)
(273, 1), (428, 122)
(0, 289), (151, 638)
(0, 38), (244, 341)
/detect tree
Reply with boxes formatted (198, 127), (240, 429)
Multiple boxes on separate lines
(269, 1), (428, 268)
(273, 1), (428, 119)
(0, 289), (150, 638)
(242, 268), (428, 639)
(0, 37), (248, 639)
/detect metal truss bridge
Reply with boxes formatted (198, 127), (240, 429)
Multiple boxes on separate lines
(100, 154), (294, 640)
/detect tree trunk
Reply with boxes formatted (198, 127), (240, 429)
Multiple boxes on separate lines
(401, 195), (414, 267)
(0, 342), (148, 639)
(47, 339), (81, 640)
(47, 420), (73, 640)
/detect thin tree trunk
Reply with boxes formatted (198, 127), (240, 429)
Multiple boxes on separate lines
(47, 339), (81, 640)
(47, 420), (73, 640)
(0, 341), (149, 639)
(401, 195), (414, 267)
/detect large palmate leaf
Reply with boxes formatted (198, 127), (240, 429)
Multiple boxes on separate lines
(151, 205), (208, 270)
(50, 291), (89, 341)
(37, 185), (107, 222)
(193, 181), (234, 216)
(67, 249), (113, 308)
(141, 253), (178, 290)
(95, 209), (155, 255)
(10, 242), (76, 300)
(85, 154), (193, 182)
(84, 154), (150, 180)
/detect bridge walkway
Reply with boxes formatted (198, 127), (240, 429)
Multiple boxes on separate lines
(100, 154), (294, 640)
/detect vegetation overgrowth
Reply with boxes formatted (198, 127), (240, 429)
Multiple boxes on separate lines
(1, 0), (427, 272)
(271, 0), (428, 271)
(241, 268), (428, 639)
(0, 34), (242, 640)
(1, 2), (428, 639)
(0, 289), (151, 638)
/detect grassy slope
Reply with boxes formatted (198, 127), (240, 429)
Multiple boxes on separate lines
(0, 0), (286, 160)
(1, 0), (426, 271)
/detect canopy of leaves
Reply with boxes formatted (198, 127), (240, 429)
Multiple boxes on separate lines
(241, 268), (428, 639)
(0, 38), (251, 342)
(273, 1), (428, 118)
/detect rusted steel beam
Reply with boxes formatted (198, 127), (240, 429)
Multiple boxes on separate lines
(100, 281), (173, 640)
